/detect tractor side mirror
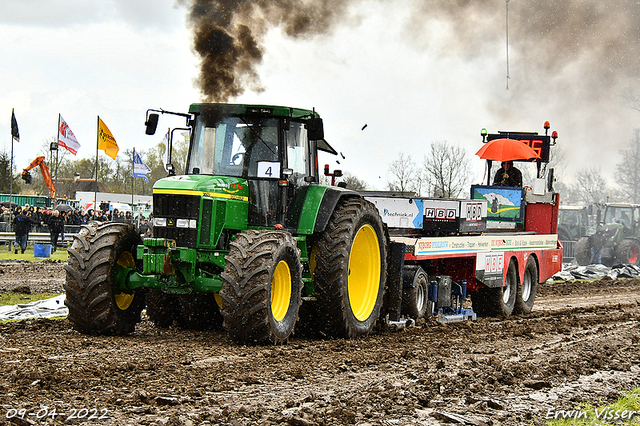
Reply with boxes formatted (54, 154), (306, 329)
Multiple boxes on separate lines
(145, 113), (159, 135)
(307, 118), (324, 140)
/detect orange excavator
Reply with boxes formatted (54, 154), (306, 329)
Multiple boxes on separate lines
(22, 156), (55, 198)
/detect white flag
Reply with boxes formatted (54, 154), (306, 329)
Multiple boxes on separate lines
(134, 152), (151, 182)
(58, 115), (81, 155)
(161, 131), (169, 172)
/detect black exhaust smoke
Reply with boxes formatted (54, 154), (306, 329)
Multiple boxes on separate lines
(180, 0), (640, 105)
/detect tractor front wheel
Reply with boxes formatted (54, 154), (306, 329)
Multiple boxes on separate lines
(64, 222), (145, 335)
(220, 230), (303, 345)
(314, 198), (388, 338)
(574, 237), (591, 266)
(615, 238), (640, 266)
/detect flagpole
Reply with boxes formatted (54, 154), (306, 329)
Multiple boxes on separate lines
(131, 148), (135, 208)
(95, 116), (99, 212)
(55, 113), (61, 202)
(9, 128), (13, 212)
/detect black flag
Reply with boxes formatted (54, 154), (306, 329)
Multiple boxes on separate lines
(11, 109), (19, 143)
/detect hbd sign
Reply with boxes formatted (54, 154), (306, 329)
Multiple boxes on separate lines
(425, 208), (456, 221)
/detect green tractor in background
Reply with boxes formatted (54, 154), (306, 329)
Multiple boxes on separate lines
(575, 203), (640, 266)
(64, 104), (389, 344)
(557, 205), (592, 243)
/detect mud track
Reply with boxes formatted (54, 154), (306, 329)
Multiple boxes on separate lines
(1, 262), (639, 426)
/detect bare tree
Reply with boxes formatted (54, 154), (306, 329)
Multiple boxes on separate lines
(422, 141), (471, 198)
(387, 152), (419, 193)
(340, 173), (368, 191)
(614, 129), (640, 203)
(570, 166), (610, 205)
(624, 87), (640, 113)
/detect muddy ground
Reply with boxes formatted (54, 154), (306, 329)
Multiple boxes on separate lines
(1, 261), (639, 426)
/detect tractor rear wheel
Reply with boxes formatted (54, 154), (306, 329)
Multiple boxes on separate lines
(220, 230), (303, 345)
(146, 290), (182, 328)
(615, 238), (640, 266)
(64, 222), (145, 335)
(179, 294), (224, 330)
(574, 236), (591, 266)
(514, 256), (538, 314)
(470, 258), (517, 317)
(313, 197), (388, 338)
(401, 266), (432, 320)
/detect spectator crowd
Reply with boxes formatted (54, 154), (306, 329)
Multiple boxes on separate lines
(0, 204), (152, 253)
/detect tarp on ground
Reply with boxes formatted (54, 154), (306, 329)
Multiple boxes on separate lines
(552, 264), (640, 281)
(0, 294), (67, 321)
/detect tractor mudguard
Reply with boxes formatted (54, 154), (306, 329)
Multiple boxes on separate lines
(313, 187), (359, 233)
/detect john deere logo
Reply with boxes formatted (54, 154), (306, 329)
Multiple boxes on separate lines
(167, 219), (175, 226)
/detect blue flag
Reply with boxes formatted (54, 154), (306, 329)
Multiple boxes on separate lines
(133, 152), (151, 182)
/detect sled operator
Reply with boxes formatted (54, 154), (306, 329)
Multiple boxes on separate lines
(493, 161), (523, 187)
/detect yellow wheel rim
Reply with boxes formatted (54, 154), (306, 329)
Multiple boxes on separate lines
(214, 292), (223, 308)
(271, 260), (292, 322)
(348, 224), (381, 321)
(115, 251), (135, 310)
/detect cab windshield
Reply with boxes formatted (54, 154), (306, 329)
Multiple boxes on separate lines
(603, 206), (633, 227)
(186, 115), (280, 178)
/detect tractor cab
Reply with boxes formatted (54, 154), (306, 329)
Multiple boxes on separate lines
(145, 104), (337, 232)
(575, 203), (640, 266)
(599, 203), (640, 245)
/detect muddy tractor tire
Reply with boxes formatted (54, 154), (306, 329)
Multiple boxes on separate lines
(574, 237), (591, 266)
(146, 290), (182, 328)
(313, 197), (388, 338)
(64, 222), (145, 335)
(220, 230), (303, 345)
(514, 256), (538, 315)
(471, 258), (518, 318)
(401, 266), (432, 320)
(615, 238), (640, 266)
(179, 294), (224, 331)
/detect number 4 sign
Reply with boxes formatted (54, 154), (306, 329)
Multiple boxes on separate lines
(257, 161), (280, 178)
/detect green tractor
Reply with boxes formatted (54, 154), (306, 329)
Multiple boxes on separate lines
(575, 203), (640, 266)
(64, 104), (389, 344)
(557, 205), (591, 242)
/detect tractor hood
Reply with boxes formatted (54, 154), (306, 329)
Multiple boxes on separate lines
(153, 175), (249, 202)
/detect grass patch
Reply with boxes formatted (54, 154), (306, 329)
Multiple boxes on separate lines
(0, 292), (62, 306)
(0, 245), (68, 262)
(546, 388), (640, 425)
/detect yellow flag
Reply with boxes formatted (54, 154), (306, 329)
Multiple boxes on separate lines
(98, 117), (119, 160)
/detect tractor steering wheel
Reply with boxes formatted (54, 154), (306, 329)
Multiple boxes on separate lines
(231, 153), (244, 166)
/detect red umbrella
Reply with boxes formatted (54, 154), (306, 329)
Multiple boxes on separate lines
(475, 138), (540, 162)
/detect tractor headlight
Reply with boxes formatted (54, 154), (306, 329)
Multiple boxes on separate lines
(154, 217), (167, 227)
(176, 219), (189, 228)
(189, 219), (197, 228)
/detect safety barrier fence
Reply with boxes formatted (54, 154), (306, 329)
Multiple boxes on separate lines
(0, 232), (78, 247)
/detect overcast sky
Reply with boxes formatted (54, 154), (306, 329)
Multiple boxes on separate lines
(1, 0), (638, 192)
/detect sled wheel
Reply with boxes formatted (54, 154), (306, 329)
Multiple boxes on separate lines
(64, 222), (145, 335)
(220, 230), (303, 345)
(471, 258), (518, 318)
(514, 256), (538, 315)
(401, 266), (433, 319)
(146, 290), (182, 328)
(314, 197), (388, 338)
